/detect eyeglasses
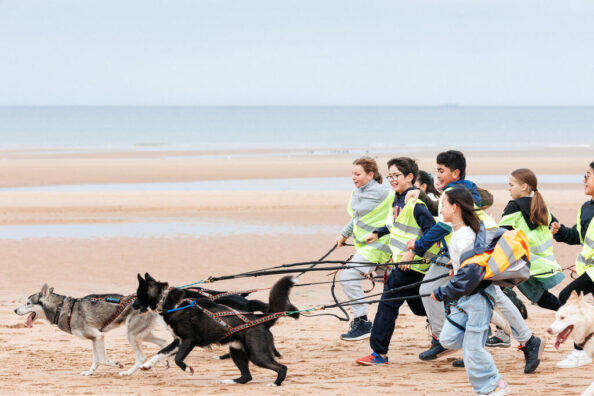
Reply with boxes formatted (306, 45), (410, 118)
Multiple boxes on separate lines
(387, 173), (404, 181)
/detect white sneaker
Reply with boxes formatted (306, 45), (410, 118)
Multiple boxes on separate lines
(556, 349), (593, 369)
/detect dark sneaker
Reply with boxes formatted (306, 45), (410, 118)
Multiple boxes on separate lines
(486, 328), (511, 348)
(519, 336), (545, 374)
(502, 287), (528, 319)
(452, 359), (465, 368)
(355, 352), (389, 366)
(419, 338), (452, 360)
(341, 318), (372, 341)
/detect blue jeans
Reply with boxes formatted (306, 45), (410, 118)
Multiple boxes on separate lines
(439, 284), (501, 395)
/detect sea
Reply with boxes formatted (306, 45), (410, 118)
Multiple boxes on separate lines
(0, 106), (592, 149)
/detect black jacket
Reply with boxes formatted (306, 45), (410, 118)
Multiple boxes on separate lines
(500, 197), (558, 231)
(554, 199), (594, 245)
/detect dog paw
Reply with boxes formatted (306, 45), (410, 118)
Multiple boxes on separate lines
(80, 370), (94, 376)
(220, 379), (237, 385)
(140, 364), (152, 371)
(267, 383), (279, 387)
(161, 360), (169, 369)
(185, 366), (194, 376)
(118, 368), (136, 376)
(115, 361), (124, 369)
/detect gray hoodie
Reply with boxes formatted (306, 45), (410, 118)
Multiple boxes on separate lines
(341, 179), (391, 238)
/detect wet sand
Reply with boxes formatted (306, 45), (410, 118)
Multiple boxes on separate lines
(1, 147), (592, 395)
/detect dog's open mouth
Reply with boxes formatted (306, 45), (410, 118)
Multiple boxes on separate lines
(554, 325), (574, 349)
(26, 312), (37, 328)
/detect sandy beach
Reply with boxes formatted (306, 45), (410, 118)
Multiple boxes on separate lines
(1, 147), (592, 395)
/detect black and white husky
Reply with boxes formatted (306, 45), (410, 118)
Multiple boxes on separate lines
(14, 284), (168, 376)
(134, 274), (299, 386)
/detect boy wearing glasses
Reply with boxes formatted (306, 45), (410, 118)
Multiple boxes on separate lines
(355, 157), (436, 365)
(550, 161), (594, 368)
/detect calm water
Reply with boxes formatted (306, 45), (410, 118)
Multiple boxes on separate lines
(0, 106), (592, 148)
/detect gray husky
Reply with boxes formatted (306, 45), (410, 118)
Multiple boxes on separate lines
(14, 283), (169, 376)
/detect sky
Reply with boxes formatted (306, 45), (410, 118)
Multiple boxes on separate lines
(1, 0), (594, 106)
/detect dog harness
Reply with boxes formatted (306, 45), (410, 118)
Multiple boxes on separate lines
(168, 298), (289, 340)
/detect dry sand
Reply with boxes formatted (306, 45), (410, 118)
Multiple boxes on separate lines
(1, 147), (592, 395)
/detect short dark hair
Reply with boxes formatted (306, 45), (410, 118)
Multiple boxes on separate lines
(590, 161), (594, 171)
(387, 157), (419, 184)
(436, 150), (466, 180)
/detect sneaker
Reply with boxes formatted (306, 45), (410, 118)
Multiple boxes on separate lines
(519, 335), (545, 373)
(556, 349), (593, 369)
(419, 338), (452, 360)
(452, 359), (465, 368)
(485, 379), (511, 396)
(340, 318), (372, 341)
(486, 328), (511, 348)
(355, 352), (388, 366)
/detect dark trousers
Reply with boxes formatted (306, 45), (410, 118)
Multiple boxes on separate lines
(370, 267), (426, 355)
(559, 272), (594, 305)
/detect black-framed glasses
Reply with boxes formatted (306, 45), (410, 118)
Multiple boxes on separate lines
(387, 173), (404, 181)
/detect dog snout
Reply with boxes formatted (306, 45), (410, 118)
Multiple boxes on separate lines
(546, 327), (553, 335)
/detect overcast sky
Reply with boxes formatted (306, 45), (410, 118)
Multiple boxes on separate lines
(1, 1), (593, 106)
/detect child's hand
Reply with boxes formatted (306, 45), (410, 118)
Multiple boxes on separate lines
(549, 222), (560, 235)
(406, 239), (416, 251)
(365, 233), (379, 244)
(400, 251), (415, 270)
(335, 235), (347, 247)
(405, 189), (420, 203)
(430, 292), (437, 301)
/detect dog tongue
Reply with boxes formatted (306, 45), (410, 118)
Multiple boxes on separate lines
(554, 337), (561, 350)
(26, 312), (35, 328)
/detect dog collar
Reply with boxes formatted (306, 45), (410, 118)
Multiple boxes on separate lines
(577, 331), (594, 349)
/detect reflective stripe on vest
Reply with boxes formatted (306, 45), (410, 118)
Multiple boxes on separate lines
(575, 206), (594, 280)
(386, 198), (438, 274)
(499, 210), (560, 278)
(348, 190), (395, 263)
(460, 229), (531, 280)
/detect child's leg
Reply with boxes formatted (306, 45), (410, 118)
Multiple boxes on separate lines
(369, 267), (424, 355)
(460, 289), (502, 395)
(559, 273), (594, 305)
(493, 286), (532, 343)
(339, 253), (373, 319)
(420, 264), (449, 336)
(438, 305), (466, 351)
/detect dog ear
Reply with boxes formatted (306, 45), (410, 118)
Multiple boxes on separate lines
(49, 287), (54, 293)
(41, 284), (49, 297)
(145, 273), (156, 282)
(569, 290), (579, 301)
(137, 273), (144, 284)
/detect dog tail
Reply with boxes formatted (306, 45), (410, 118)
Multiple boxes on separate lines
(266, 276), (299, 327)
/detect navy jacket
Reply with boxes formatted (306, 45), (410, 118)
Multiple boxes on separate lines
(554, 199), (594, 245)
(433, 225), (504, 301)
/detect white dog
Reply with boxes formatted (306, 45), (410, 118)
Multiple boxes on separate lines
(547, 290), (594, 371)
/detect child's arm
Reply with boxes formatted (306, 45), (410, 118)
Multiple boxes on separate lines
(433, 264), (486, 301)
(417, 190), (439, 216)
(552, 223), (581, 245)
(413, 203), (437, 234)
(413, 222), (451, 257)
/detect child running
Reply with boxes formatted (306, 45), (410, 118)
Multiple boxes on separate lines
(430, 187), (510, 396)
(354, 157), (436, 365)
(335, 156), (394, 340)
(550, 160), (594, 368)
(408, 150), (543, 373)
(415, 170), (441, 200)
(486, 168), (564, 347)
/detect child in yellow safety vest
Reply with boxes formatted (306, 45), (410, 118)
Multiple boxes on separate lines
(550, 160), (594, 369)
(335, 157), (393, 341)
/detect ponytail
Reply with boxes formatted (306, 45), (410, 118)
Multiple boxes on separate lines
(511, 168), (548, 226)
(353, 156), (383, 184)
